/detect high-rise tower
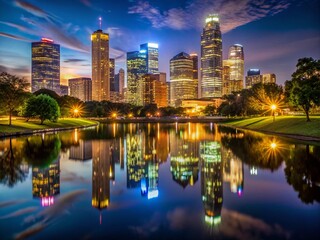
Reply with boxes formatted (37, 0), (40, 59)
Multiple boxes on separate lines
(140, 43), (159, 73)
(200, 14), (222, 98)
(31, 38), (60, 94)
(223, 44), (244, 95)
(91, 29), (110, 101)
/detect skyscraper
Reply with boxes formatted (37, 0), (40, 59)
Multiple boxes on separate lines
(109, 58), (115, 92)
(91, 29), (110, 101)
(126, 50), (147, 105)
(140, 43), (159, 73)
(190, 53), (199, 98)
(68, 77), (92, 101)
(200, 14), (222, 98)
(222, 44), (244, 95)
(31, 38), (60, 94)
(170, 52), (198, 107)
(141, 73), (168, 107)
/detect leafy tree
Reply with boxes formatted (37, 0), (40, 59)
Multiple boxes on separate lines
(31, 94), (60, 124)
(248, 83), (284, 115)
(33, 88), (60, 101)
(285, 58), (320, 121)
(0, 72), (29, 125)
(21, 96), (38, 121)
(202, 104), (216, 116)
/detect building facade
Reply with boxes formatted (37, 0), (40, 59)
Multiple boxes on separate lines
(245, 70), (276, 89)
(91, 29), (110, 101)
(223, 44), (244, 95)
(140, 43), (159, 73)
(141, 73), (168, 107)
(31, 38), (60, 94)
(170, 52), (198, 107)
(68, 77), (92, 102)
(200, 15), (222, 98)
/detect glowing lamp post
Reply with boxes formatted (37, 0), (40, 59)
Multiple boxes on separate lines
(270, 104), (277, 122)
(73, 108), (79, 118)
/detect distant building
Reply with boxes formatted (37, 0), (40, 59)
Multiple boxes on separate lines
(190, 53), (199, 98)
(245, 69), (276, 89)
(140, 43), (159, 73)
(170, 52), (198, 107)
(31, 38), (60, 94)
(112, 68), (125, 103)
(223, 44), (244, 95)
(200, 14), (222, 98)
(109, 58), (115, 91)
(91, 29), (110, 101)
(142, 73), (168, 107)
(60, 85), (69, 96)
(68, 77), (92, 102)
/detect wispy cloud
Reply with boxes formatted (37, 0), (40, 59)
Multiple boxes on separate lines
(14, 0), (58, 20)
(63, 58), (86, 63)
(0, 32), (31, 42)
(128, 0), (291, 33)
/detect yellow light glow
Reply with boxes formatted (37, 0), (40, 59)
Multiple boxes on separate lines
(270, 142), (277, 149)
(271, 104), (277, 110)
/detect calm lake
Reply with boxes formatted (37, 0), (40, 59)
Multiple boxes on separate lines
(0, 123), (319, 240)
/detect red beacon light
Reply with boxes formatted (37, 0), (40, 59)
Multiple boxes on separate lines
(41, 38), (54, 43)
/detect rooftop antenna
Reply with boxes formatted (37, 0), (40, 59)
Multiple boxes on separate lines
(99, 17), (102, 30)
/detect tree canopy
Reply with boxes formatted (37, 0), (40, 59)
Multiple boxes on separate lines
(0, 72), (29, 125)
(285, 58), (320, 121)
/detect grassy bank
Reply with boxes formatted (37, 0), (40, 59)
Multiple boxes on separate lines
(223, 116), (320, 138)
(0, 118), (98, 134)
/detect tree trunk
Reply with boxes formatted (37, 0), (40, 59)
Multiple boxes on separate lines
(305, 110), (311, 122)
(9, 109), (12, 126)
(40, 119), (44, 125)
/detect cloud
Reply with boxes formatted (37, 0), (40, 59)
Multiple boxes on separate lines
(0, 32), (31, 42)
(128, 0), (291, 33)
(63, 58), (86, 63)
(14, 0), (58, 20)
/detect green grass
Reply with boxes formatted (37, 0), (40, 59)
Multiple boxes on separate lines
(223, 116), (320, 137)
(0, 118), (98, 134)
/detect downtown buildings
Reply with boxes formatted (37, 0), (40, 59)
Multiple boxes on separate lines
(245, 69), (276, 88)
(31, 38), (60, 94)
(68, 77), (92, 102)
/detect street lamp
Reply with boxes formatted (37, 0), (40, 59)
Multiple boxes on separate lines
(73, 108), (79, 118)
(270, 104), (277, 122)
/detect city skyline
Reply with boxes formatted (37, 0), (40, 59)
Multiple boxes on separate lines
(0, 0), (319, 86)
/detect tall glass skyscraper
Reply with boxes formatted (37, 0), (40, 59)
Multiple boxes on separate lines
(91, 29), (110, 101)
(31, 38), (60, 94)
(170, 52), (198, 107)
(200, 14), (222, 98)
(126, 50), (147, 105)
(222, 44), (244, 95)
(140, 43), (159, 73)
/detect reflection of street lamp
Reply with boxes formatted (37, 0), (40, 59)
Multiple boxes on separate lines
(270, 104), (277, 122)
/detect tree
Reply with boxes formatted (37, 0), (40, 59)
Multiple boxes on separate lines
(30, 94), (60, 124)
(202, 104), (216, 116)
(0, 72), (29, 125)
(21, 96), (38, 121)
(285, 58), (320, 121)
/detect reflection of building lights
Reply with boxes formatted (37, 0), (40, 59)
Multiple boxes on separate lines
(141, 177), (147, 196)
(147, 189), (159, 199)
(237, 187), (243, 197)
(41, 196), (54, 207)
(250, 167), (258, 175)
(205, 215), (221, 225)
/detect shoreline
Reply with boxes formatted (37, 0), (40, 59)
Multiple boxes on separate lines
(218, 123), (320, 142)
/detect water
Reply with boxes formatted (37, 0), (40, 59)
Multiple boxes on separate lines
(0, 123), (319, 240)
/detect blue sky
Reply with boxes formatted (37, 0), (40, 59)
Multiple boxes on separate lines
(0, 0), (319, 86)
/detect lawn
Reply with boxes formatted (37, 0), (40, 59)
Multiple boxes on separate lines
(223, 116), (320, 137)
(0, 118), (98, 134)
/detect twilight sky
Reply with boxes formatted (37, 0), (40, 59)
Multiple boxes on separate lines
(0, 0), (319, 86)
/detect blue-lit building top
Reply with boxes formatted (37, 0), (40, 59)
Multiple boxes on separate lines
(140, 43), (159, 73)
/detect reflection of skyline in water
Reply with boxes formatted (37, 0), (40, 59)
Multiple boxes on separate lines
(0, 123), (319, 239)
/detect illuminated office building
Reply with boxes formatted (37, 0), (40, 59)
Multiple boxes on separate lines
(190, 53), (199, 98)
(245, 70), (276, 89)
(32, 157), (60, 206)
(31, 38), (60, 94)
(200, 141), (223, 226)
(140, 43), (159, 73)
(170, 52), (198, 107)
(223, 44), (244, 95)
(68, 77), (92, 102)
(200, 14), (222, 98)
(91, 29), (110, 101)
(142, 73), (168, 107)
(126, 51), (147, 105)
(109, 58), (115, 91)
(60, 85), (68, 96)
(92, 140), (111, 210)
(114, 68), (125, 102)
